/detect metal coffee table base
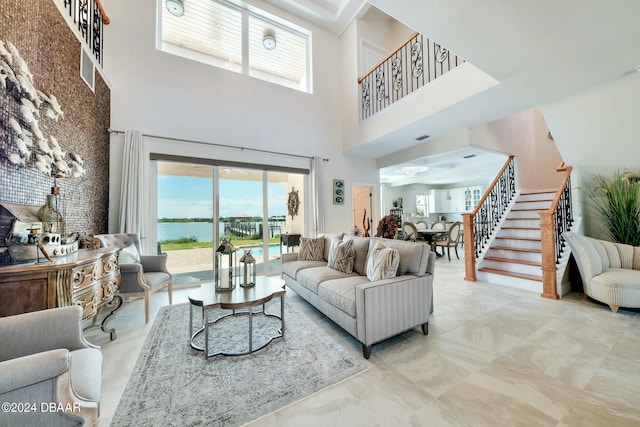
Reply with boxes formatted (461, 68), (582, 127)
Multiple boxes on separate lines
(189, 299), (284, 359)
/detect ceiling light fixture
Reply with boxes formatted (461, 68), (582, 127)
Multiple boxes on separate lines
(415, 134), (430, 141)
(395, 166), (428, 176)
(463, 154), (476, 159)
(166, 0), (184, 16)
(263, 34), (276, 50)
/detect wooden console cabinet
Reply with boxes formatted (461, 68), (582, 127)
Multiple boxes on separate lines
(0, 248), (121, 320)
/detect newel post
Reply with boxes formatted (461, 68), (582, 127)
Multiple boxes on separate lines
(462, 213), (476, 281)
(539, 211), (559, 299)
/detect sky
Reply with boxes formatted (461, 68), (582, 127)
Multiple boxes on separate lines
(158, 176), (287, 219)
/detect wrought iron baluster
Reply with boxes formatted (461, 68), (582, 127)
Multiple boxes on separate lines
(92, 0), (104, 65)
(358, 32), (464, 120)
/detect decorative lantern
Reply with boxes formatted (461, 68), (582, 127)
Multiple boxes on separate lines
(215, 237), (236, 292)
(239, 249), (256, 288)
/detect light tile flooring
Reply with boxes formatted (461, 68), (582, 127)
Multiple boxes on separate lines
(87, 255), (640, 426)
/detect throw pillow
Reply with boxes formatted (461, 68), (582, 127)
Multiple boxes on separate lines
(298, 237), (324, 261)
(327, 239), (355, 274)
(366, 241), (400, 281)
(119, 243), (141, 264)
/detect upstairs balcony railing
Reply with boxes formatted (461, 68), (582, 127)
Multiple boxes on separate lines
(62, 0), (110, 66)
(358, 32), (465, 120)
(462, 156), (516, 281)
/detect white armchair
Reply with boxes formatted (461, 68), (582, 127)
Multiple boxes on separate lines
(95, 233), (173, 323)
(0, 306), (102, 426)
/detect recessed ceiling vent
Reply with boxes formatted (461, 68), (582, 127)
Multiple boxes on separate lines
(415, 134), (430, 141)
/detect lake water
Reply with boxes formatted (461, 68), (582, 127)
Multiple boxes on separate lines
(158, 222), (280, 257)
(158, 222), (220, 242)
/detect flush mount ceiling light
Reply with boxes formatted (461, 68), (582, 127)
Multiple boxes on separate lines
(263, 34), (276, 50)
(395, 166), (428, 176)
(166, 0), (184, 17)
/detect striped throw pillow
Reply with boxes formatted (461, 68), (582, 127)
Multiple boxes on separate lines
(298, 237), (325, 261)
(327, 239), (355, 274)
(366, 241), (399, 281)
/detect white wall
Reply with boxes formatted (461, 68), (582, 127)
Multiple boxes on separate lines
(104, 0), (379, 238)
(470, 108), (564, 190)
(541, 72), (640, 237)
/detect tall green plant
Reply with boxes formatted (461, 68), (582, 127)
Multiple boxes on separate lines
(591, 171), (640, 246)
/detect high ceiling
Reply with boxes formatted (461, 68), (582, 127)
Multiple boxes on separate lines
(264, 0), (367, 35)
(363, 0), (640, 157)
(262, 1), (640, 185)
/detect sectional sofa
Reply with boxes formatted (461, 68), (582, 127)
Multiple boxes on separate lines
(281, 233), (435, 358)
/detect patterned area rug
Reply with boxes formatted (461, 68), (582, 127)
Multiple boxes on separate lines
(111, 300), (366, 426)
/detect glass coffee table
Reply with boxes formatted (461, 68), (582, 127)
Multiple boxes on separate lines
(188, 277), (285, 359)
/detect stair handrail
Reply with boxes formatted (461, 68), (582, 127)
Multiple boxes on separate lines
(539, 162), (573, 300)
(462, 155), (516, 281)
(358, 32), (420, 84)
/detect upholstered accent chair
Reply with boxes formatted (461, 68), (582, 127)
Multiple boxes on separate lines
(95, 233), (172, 323)
(0, 306), (102, 427)
(433, 221), (462, 260)
(563, 232), (640, 312)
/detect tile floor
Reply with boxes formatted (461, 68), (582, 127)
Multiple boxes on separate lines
(87, 255), (640, 427)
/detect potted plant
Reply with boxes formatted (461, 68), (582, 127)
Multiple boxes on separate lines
(375, 214), (398, 239)
(590, 170), (640, 246)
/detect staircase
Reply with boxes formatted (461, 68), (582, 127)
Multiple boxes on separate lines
(476, 190), (572, 293)
(478, 191), (569, 292)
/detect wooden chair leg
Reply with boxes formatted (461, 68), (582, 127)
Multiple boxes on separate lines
(454, 245), (459, 259)
(447, 246), (451, 261)
(144, 290), (150, 324)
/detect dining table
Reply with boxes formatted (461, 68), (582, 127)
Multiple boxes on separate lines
(417, 229), (448, 255)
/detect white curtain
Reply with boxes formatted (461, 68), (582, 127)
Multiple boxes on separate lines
(310, 156), (326, 236)
(118, 130), (144, 235)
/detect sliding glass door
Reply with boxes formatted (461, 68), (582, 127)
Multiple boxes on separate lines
(156, 160), (304, 286)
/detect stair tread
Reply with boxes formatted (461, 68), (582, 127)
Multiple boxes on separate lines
(484, 256), (542, 266)
(505, 217), (540, 220)
(495, 236), (541, 242)
(491, 246), (542, 253)
(479, 267), (543, 282)
(501, 227), (540, 230)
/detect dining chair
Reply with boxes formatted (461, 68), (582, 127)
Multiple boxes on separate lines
(433, 221), (462, 260)
(431, 221), (446, 231)
(402, 222), (424, 242)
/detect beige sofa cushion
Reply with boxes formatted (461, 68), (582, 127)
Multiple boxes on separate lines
(298, 237), (324, 261)
(327, 239), (355, 274)
(281, 259), (325, 281)
(297, 266), (352, 294)
(320, 233), (345, 261)
(318, 276), (369, 317)
(341, 235), (371, 275)
(371, 238), (429, 276)
(366, 242), (400, 281)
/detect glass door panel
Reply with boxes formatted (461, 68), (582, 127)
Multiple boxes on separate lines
(157, 161), (215, 286)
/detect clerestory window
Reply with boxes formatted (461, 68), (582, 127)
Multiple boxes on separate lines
(158, 0), (312, 93)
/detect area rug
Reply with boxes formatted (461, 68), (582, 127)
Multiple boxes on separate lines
(111, 300), (366, 426)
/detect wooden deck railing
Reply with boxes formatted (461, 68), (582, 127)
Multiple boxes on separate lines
(539, 163), (573, 299)
(462, 156), (516, 281)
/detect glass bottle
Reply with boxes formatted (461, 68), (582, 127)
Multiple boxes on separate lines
(37, 194), (64, 234)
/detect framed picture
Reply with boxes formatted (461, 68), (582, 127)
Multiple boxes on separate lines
(333, 179), (344, 205)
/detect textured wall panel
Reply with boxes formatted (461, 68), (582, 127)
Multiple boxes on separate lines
(0, 0), (110, 263)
